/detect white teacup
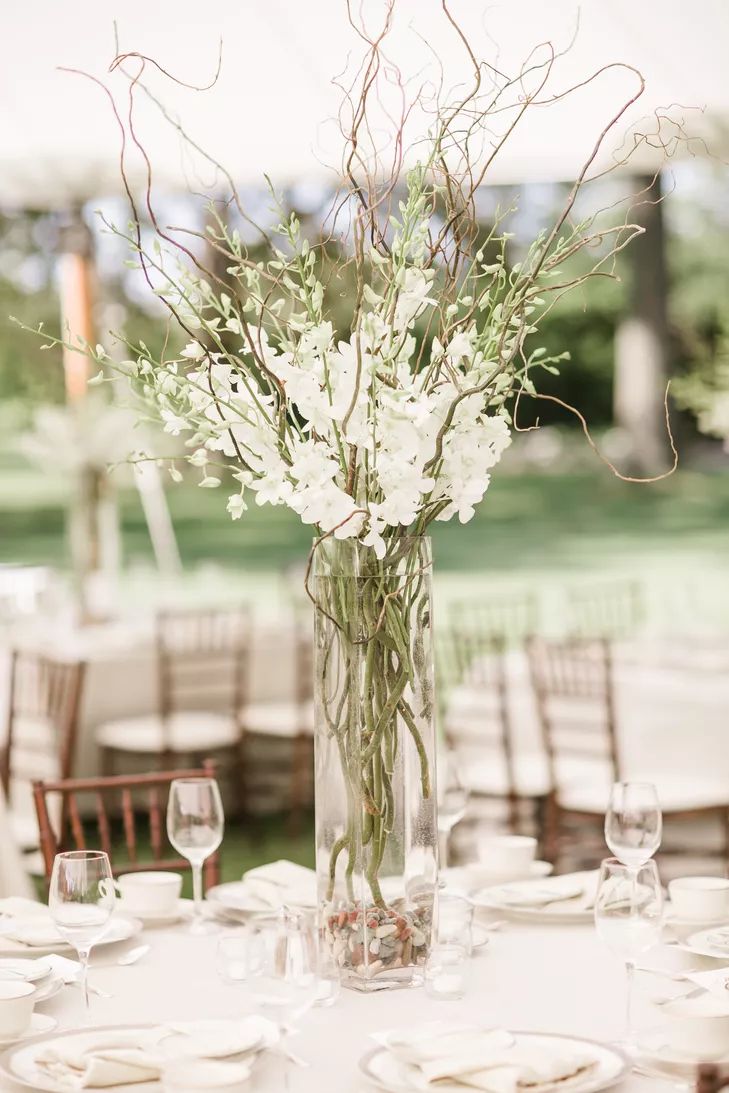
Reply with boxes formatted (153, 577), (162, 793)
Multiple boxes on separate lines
(117, 872), (183, 917)
(664, 993), (729, 1060)
(669, 877), (729, 923)
(477, 835), (537, 878)
(0, 982), (36, 1039)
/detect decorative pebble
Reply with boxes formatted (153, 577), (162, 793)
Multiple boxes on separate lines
(368, 938), (381, 956)
(376, 924), (398, 938)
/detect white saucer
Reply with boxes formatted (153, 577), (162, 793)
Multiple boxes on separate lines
(636, 1030), (729, 1075)
(680, 926), (729, 960)
(33, 977), (64, 1005)
(0, 960), (51, 984)
(117, 899), (191, 926)
(0, 1014), (57, 1047)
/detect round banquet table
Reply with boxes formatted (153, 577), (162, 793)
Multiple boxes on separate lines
(0, 911), (680, 1093)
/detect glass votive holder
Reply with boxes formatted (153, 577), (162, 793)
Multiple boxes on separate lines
(424, 943), (469, 1000)
(215, 931), (258, 985)
(161, 1059), (251, 1092)
(437, 893), (474, 955)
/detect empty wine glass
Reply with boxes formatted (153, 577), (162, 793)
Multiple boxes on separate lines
(437, 752), (469, 868)
(48, 850), (115, 1013)
(594, 857), (664, 1048)
(605, 781), (662, 870)
(167, 777), (224, 933)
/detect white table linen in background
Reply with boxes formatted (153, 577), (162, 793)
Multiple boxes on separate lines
(0, 910), (663, 1093)
(0, 785), (34, 899)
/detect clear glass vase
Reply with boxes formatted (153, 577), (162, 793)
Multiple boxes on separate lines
(313, 536), (438, 991)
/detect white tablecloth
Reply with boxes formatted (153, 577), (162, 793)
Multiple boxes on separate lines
(0, 908), (680, 1092)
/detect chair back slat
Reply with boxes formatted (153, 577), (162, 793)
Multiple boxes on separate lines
(149, 787), (163, 861)
(68, 794), (86, 849)
(527, 636), (619, 791)
(698, 1065), (729, 1093)
(95, 792), (112, 858)
(32, 763), (221, 888)
(568, 579), (643, 640)
(121, 789), (137, 863)
(449, 592), (539, 648)
(156, 609), (250, 744)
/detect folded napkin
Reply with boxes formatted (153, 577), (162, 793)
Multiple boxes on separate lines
(36, 1029), (169, 1089)
(376, 1024), (597, 1093)
(35, 1017), (280, 1089)
(241, 860), (317, 910)
(0, 908), (64, 948)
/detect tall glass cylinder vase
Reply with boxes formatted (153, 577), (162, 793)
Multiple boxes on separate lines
(313, 536), (438, 992)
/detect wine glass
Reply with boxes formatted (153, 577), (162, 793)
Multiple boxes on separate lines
(167, 777), (224, 933)
(605, 781), (662, 869)
(594, 857), (664, 1048)
(437, 752), (469, 868)
(48, 850), (115, 1013)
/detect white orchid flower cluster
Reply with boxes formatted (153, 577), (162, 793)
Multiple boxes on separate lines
(125, 168), (533, 558)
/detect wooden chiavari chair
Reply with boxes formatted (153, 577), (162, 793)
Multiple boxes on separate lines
(448, 590), (539, 648)
(527, 636), (729, 867)
(96, 606), (250, 777)
(32, 762), (221, 889)
(240, 608), (313, 832)
(567, 579), (644, 640)
(445, 628), (549, 837)
(1, 650), (84, 851)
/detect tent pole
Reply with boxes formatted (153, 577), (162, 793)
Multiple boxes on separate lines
(613, 172), (672, 473)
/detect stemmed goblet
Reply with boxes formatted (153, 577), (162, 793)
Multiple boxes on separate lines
(167, 777), (224, 933)
(605, 781), (662, 871)
(594, 857), (664, 1049)
(48, 850), (116, 1014)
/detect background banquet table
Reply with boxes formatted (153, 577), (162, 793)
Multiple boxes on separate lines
(0, 910), (678, 1092)
(0, 786), (33, 899)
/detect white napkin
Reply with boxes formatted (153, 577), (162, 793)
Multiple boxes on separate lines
(241, 860), (317, 909)
(376, 1024), (597, 1093)
(35, 1018), (280, 1089)
(36, 1029), (169, 1089)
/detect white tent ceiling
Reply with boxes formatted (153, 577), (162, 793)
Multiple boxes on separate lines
(2, 0), (728, 208)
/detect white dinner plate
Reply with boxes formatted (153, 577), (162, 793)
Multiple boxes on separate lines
(0, 958), (51, 984)
(0, 1014), (57, 1048)
(0, 915), (142, 960)
(471, 872), (597, 924)
(206, 881), (315, 917)
(359, 1032), (629, 1093)
(441, 861), (553, 893)
(680, 926), (729, 960)
(0, 1020), (278, 1092)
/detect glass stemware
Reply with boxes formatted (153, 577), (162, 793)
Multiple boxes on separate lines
(594, 857), (664, 1048)
(166, 777), (224, 933)
(605, 781), (662, 870)
(437, 752), (469, 868)
(48, 850), (115, 1013)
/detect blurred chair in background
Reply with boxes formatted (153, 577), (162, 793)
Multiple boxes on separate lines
(1, 649), (85, 854)
(566, 579), (644, 640)
(240, 607), (313, 833)
(527, 635), (729, 868)
(0, 565), (56, 625)
(33, 760), (220, 887)
(444, 627), (549, 842)
(448, 590), (539, 647)
(96, 607), (250, 793)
